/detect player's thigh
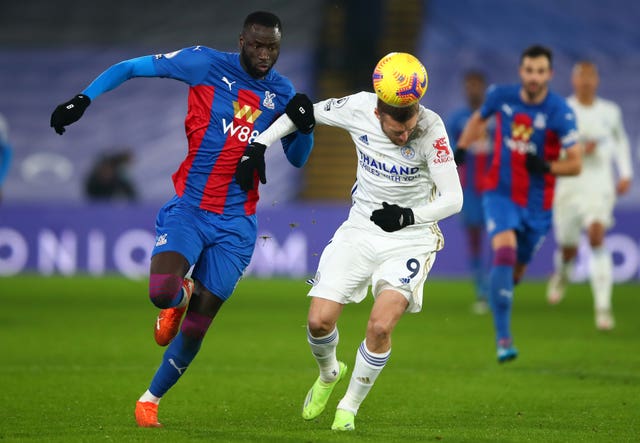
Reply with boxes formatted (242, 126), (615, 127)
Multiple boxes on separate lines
(192, 215), (257, 301)
(583, 195), (614, 231)
(152, 196), (206, 267)
(483, 193), (520, 239)
(516, 221), (550, 265)
(308, 225), (375, 305)
(372, 241), (437, 313)
(553, 200), (582, 247)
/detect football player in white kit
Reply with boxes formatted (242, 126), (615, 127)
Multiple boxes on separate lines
(547, 61), (633, 330)
(244, 69), (463, 430)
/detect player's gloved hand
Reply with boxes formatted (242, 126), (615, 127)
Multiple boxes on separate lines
(453, 148), (467, 165)
(525, 152), (551, 174)
(50, 94), (91, 135)
(235, 142), (267, 192)
(285, 93), (315, 134)
(370, 202), (415, 232)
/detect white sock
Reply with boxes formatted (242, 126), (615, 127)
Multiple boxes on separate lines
(337, 340), (390, 415)
(589, 246), (613, 311)
(307, 327), (340, 382)
(138, 389), (161, 404)
(554, 249), (574, 282)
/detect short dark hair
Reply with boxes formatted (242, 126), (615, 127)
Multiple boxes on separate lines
(520, 45), (553, 68)
(376, 98), (419, 123)
(243, 11), (282, 33)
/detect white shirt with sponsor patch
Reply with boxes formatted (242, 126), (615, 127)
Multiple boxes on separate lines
(255, 91), (462, 239)
(555, 96), (632, 203)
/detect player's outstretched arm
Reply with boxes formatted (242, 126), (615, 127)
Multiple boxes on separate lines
(454, 110), (485, 165)
(50, 56), (157, 135)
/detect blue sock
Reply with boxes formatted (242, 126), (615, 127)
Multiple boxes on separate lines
(489, 264), (514, 343)
(149, 331), (202, 397)
(470, 256), (487, 300)
(489, 246), (516, 345)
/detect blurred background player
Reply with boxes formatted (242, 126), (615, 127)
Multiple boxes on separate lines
(250, 53), (463, 431)
(447, 70), (491, 314)
(547, 61), (633, 330)
(0, 113), (13, 203)
(85, 148), (137, 202)
(456, 45), (581, 362)
(50, 11), (315, 428)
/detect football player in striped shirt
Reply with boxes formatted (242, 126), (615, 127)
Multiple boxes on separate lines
(456, 45), (582, 362)
(50, 11), (315, 427)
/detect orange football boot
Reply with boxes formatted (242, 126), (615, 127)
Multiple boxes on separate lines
(135, 401), (162, 427)
(154, 278), (194, 346)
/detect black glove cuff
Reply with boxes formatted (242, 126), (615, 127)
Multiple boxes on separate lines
(403, 208), (415, 227)
(76, 94), (91, 105)
(454, 148), (467, 165)
(250, 142), (266, 155)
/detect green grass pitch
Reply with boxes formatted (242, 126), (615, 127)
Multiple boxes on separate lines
(1, 276), (638, 442)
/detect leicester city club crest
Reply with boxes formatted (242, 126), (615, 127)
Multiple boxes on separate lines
(400, 145), (415, 159)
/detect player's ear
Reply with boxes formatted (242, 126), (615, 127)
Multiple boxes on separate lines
(374, 107), (380, 121)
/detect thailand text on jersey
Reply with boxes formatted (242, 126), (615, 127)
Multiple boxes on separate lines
(151, 47), (297, 215)
(447, 106), (491, 194)
(481, 84), (578, 211)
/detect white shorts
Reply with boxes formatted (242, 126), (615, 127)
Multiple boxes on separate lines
(553, 193), (614, 246)
(307, 219), (441, 313)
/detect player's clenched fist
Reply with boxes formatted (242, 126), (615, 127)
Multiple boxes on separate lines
(50, 94), (91, 135)
(370, 202), (415, 232)
(235, 142), (267, 192)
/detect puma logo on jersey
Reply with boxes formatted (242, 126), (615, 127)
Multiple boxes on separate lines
(222, 76), (236, 91)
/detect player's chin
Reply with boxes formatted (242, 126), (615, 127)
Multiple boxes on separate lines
(255, 63), (272, 75)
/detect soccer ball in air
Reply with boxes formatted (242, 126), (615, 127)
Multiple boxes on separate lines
(372, 52), (428, 107)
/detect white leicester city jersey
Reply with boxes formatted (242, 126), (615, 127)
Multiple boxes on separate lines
(314, 92), (458, 238)
(555, 96), (632, 200)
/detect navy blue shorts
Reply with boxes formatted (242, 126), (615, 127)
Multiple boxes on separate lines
(152, 196), (257, 300)
(483, 192), (550, 265)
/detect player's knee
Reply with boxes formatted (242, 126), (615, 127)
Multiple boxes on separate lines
(149, 273), (183, 309)
(307, 314), (335, 337)
(493, 246), (516, 266)
(366, 318), (392, 343)
(180, 311), (213, 340)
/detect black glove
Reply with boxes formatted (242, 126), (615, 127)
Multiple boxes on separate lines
(370, 202), (415, 232)
(454, 147), (467, 165)
(285, 93), (315, 134)
(525, 152), (551, 174)
(50, 94), (91, 135)
(235, 142), (267, 192)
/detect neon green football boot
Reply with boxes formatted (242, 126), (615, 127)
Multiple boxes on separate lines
(331, 408), (355, 431)
(302, 361), (347, 420)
